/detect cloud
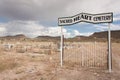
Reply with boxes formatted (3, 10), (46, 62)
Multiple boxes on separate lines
(0, 0), (74, 21)
(0, 23), (7, 36)
(94, 24), (120, 31)
(80, 32), (93, 36)
(66, 0), (120, 15)
(113, 15), (120, 21)
(63, 30), (80, 38)
(0, 0), (120, 22)
(0, 20), (82, 38)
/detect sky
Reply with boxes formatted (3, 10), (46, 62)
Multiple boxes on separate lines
(0, 0), (120, 38)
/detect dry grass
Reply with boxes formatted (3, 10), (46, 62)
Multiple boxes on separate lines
(0, 42), (120, 80)
(0, 56), (18, 72)
(0, 51), (18, 72)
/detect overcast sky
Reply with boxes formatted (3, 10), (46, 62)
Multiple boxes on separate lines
(0, 0), (120, 38)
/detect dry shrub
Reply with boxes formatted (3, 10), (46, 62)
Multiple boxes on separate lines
(34, 49), (52, 55)
(42, 50), (51, 55)
(0, 57), (18, 72)
(16, 48), (26, 53)
(0, 46), (4, 52)
(30, 55), (48, 62)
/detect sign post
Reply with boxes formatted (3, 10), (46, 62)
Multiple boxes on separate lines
(60, 26), (63, 67)
(108, 23), (112, 72)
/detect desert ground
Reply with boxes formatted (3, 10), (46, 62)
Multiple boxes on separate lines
(0, 41), (120, 80)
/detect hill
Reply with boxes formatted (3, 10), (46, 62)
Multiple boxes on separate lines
(90, 30), (120, 39)
(0, 34), (28, 41)
(0, 30), (120, 42)
(36, 36), (60, 42)
(75, 30), (120, 42)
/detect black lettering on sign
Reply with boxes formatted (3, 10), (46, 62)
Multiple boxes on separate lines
(60, 20), (66, 23)
(81, 14), (92, 20)
(81, 14), (84, 19)
(93, 15), (112, 22)
(93, 17), (97, 21)
(93, 17), (102, 21)
(97, 17), (102, 21)
(66, 19), (72, 23)
(105, 16), (111, 20)
(74, 16), (81, 22)
(89, 16), (92, 20)
(60, 19), (72, 24)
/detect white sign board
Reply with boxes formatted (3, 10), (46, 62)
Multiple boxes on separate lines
(58, 13), (113, 26)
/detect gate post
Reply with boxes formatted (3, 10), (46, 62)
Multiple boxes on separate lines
(60, 26), (64, 67)
(108, 23), (112, 72)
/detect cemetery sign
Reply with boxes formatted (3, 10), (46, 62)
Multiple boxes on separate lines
(58, 13), (113, 26)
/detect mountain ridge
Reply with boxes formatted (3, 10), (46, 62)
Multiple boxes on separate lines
(0, 30), (120, 42)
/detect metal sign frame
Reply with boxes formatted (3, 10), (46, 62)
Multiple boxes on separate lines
(58, 12), (113, 26)
(58, 12), (113, 73)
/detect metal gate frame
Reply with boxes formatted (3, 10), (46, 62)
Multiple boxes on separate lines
(58, 13), (113, 72)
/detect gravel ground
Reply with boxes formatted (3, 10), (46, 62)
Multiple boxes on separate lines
(0, 43), (120, 80)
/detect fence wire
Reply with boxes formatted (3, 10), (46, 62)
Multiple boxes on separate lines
(63, 42), (108, 69)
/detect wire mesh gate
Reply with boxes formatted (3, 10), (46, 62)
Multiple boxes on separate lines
(63, 42), (108, 69)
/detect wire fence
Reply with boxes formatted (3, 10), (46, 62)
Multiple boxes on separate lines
(63, 42), (108, 69)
